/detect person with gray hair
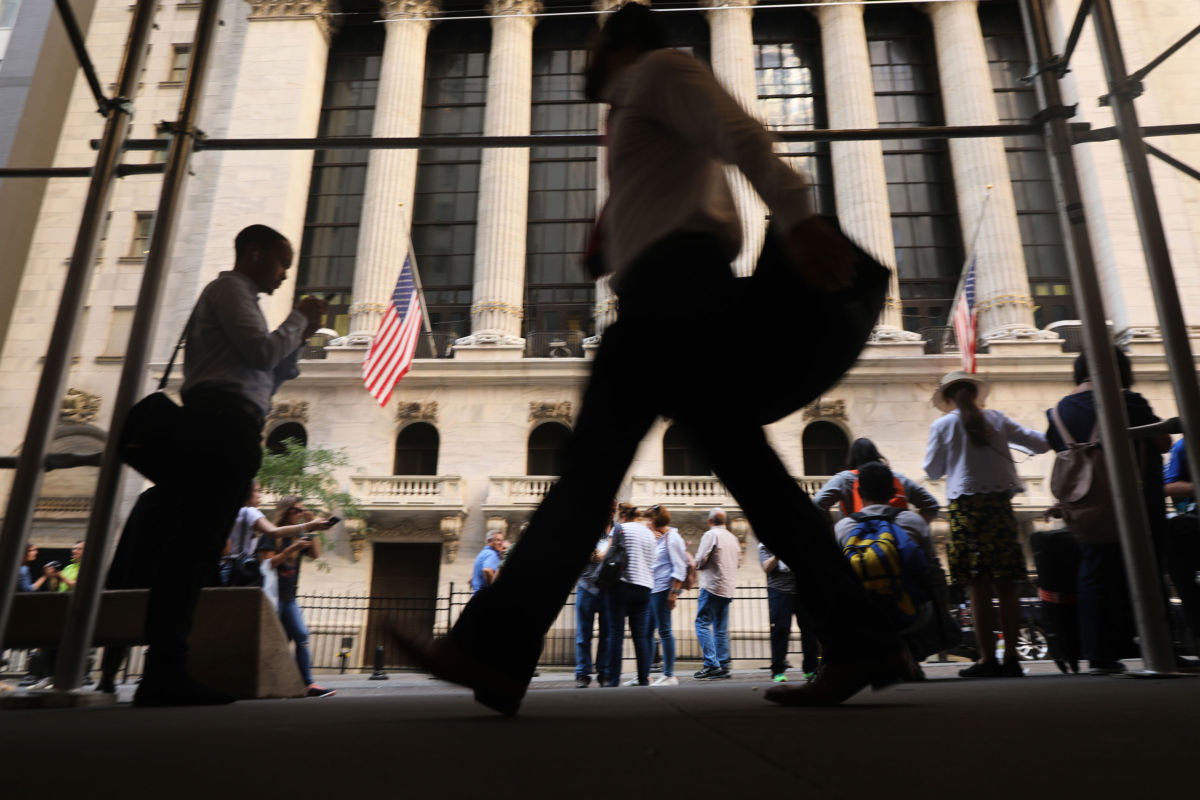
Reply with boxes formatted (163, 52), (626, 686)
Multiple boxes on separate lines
(471, 530), (508, 595)
(709, 508), (727, 526)
(694, 509), (741, 679)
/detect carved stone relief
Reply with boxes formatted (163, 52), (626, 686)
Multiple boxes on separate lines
(529, 401), (572, 424)
(60, 388), (101, 425)
(802, 398), (846, 422)
(267, 400), (309, 424)
(396, 401), (438, 424)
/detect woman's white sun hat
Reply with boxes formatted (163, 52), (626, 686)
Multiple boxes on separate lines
(932, 370), (990, 412)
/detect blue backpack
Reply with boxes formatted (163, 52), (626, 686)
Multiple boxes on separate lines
(843, 508), (928, 626)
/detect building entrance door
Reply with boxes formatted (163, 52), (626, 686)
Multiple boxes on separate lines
(365, 542), (441, 668)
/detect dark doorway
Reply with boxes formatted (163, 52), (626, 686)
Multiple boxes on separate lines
(662, 424), (711, 476)
(527, 422), (570, 475)
(266, 422), (307, 454)
(802, 421), (849, 476)
(365, 542), (442, 668)
(393, 422), (439, 475)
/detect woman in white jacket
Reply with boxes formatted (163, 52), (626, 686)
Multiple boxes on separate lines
(924, 372), (1048, 678)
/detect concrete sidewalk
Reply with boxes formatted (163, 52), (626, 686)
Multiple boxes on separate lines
(3, 661), (1195, 798)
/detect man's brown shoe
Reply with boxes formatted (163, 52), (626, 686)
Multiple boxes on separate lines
(391, 631), (526, 716)
(764, 648), (919, 707)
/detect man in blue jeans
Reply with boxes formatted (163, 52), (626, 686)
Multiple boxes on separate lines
(574, 523), (611, 687)
(694, 509), (741, 679)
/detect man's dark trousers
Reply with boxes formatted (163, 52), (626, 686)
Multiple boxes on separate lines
(446, 234), (899, 691)
(143, 390), (262, 680)
(767, 586), (820, 675)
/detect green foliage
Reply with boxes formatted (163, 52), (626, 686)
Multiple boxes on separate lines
(256, 438), (363, 524)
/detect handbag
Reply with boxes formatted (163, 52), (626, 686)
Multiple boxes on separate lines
(733, 218), (890, 425)
(595, 523), (627, 589)
(118, 315), (190, 484)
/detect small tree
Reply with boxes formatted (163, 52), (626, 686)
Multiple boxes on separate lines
(256, 439), (365, 559)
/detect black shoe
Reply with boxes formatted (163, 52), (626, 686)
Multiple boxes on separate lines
(95, 679), (116, 695)
(958, 659), (1004, 678)
(391, 632), (527, 716)
(133, 676), (236, 707)
(1001, 658), (1025, 677)
(710, 667), (732, 680)
(693, 666), (720, 680)
(575, 676), (590, 688)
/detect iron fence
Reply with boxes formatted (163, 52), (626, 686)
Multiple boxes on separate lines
(524, 330), (585, 358)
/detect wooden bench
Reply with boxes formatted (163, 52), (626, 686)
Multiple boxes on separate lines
(4, 588), (306, 699)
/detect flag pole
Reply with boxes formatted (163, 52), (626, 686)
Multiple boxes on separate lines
(399, 203), (435, 340)
(950, 184), (995, 309)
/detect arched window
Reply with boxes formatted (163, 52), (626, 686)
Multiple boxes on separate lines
(266, 422), (307, 455)
(527, 422), (570, 475)
(802, 421), (848, 476)
(394, 422), (439, 475)
(662, 424), (710, 476)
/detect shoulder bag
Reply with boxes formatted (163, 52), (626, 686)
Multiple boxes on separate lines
(118, 315), (190, 484)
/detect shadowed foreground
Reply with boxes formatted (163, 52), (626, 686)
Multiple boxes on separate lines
(3, 663), (1194, 798)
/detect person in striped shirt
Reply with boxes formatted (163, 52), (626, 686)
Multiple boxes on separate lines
(604, 504), (657, 687)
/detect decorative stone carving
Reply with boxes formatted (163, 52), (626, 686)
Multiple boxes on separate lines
(267, 400), (309, 424)
(868, 326), (924, 344)
(440, 515), (463, 563)
(246, 0), (337, 41)
(980, 324), (1060, 342)
(487, 0), (543, 16)
(344, 517), (367, 562)
(529, 401), (572, 424)
(485, 517), (509, 538)
(802, 398), (847, 422)
(727, 517), (750, 555)
(396, 401), (438, 424)
(381, 0), (438, 21)
(60, 388), (101, 424)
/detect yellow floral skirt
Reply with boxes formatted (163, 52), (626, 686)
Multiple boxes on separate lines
(947, 492), (1025, 584)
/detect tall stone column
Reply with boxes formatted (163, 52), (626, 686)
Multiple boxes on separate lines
(346, 0), (438, 344)
(927, 0), (1054, 347)
(706, 0), (767, 278)
(198, 0), (336, 329)
(817, 0), (914, 340)
(455, 0), (541, 358)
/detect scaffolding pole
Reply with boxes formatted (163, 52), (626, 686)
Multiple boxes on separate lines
(1093, 0), (1200, 672)
(1019, 0), (1176, 675)
(0, 0), (159, 667)
(50, 0), (224, 695)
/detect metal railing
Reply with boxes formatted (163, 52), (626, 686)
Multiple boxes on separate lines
(524, 330), (585, 358)
(919, 326), (959, 355)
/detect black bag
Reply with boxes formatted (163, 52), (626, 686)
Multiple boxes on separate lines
(228, 555), (263, 588)
(595, 523), (627, 589)
(118, 316), (190, 484)
(734, 219), (890, 425)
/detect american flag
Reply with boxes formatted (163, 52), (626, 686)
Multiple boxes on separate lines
(362, 255), (423, 406)
(951, 254), (977, 373)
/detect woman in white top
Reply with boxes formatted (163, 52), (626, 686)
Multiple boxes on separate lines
(604, 503), (658, 687)
(646, 504), (691, 686)
(924, 372), (1048, 678)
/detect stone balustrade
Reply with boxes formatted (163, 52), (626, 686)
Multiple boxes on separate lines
(483, 476), (558, 508)
(350, 475), (465, 507)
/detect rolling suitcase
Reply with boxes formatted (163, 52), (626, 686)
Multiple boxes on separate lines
(1030, 529), (1082, 673)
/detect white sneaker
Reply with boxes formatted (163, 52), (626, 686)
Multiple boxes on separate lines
(652, 675), (679, 686)
(622, 678), (645, 686)
(28, 677), (53, 691)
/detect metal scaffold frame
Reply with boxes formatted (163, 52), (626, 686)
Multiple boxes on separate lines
(0, 0), (1198, 701)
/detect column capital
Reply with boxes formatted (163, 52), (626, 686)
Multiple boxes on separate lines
(814, 0), (860, 20)
(922, 0), (978, 16)
(246, 0), (338, 41)
(487, 0), (543, 18)
(381, 0), (438, 22)
(703, 0), (756, 8)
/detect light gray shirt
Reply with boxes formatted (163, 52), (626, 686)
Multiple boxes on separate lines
(696, 526), (741, 599)
(600, 49), (815, 291)
(923, 409), (1049, 499)
(619, 521), (657, 590)
(182, 270), (307, 416)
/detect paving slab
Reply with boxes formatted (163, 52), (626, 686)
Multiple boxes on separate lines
(2, 662), (1195, 799)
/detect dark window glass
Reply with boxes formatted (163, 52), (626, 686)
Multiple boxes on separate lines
(267, 422), (308, 456)
(527, 422), (571, 476)
(297, 18), (383, 337)
(664, 11), (711, 64)
(802, 421), (848, 476)
(867, 6), (964, 333)
(412, 21), (491, 339)
(981, 1), (1074, 328)
(662, 424), (711, 476)
(753, 9), (833, 216)
(524, 16), (599, 339)
(394, 422), (439, 475)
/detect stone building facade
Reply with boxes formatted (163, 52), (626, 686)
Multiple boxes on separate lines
(2, 0), (1200, 609)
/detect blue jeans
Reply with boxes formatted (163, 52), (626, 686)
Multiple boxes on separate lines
(278, 599), (314, 685)
(606, 581), (652, 685)
(767, 586), (820, 674)
(649, 589), (676, 677)
(575, 586), (611, 679)
(695, 590), (732, 669)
